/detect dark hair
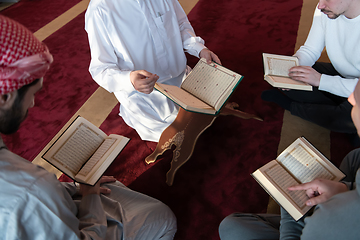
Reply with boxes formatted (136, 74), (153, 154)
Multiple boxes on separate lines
(16, 78), (40, 103)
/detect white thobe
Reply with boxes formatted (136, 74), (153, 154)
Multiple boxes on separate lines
(85, 0), (206, 141)
(295, 7), (360, 97)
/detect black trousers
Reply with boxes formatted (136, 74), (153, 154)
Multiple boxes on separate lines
(282, 62), (356, 134)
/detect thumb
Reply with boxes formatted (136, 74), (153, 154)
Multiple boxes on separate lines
(136, 70), (154, 78)
(100, 187), (111, 195)
(306, 194), (327, 206)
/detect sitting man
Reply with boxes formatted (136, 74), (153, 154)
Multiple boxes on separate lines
(0, 15), (176, 239)
(218, 50), (360, 240)
(85, 0), (221, 142)
(262, 0), (360, 136)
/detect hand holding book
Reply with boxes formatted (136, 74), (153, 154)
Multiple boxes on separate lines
(199, 48), (222, 65)
(288, 65), (322, 87)
(155, 58), (243, 115)
(42, 116), (130, 186)
(262, 53), (313, 91)
(251, 137), (345, 221)
(80, 175), (116, 196)
(288, 178), (348, 206)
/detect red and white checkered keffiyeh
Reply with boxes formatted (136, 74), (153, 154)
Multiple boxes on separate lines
(0, 15), (53, 94)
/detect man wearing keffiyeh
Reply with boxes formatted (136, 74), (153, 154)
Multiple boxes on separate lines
(0, 14), (52, 133)
(0, 15), (176, 240)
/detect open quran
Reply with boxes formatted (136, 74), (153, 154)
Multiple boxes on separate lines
(42, 116), (129, 186)
(155, 58), (243, 115)
(252, 137), (345, 221)
(263, 53), (312, 91)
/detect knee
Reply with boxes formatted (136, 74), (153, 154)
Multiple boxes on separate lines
(159, 203), (177, 231)
(150, 202), (177, 238)
(218, 214), (251, 240)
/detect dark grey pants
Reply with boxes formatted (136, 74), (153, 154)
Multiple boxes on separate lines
(283, 62), (356, 133)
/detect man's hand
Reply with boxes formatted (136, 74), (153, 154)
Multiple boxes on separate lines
(288, 66), (321, 86)
(199, 48), (221, 65)
(79, 176), (117, 196)
(130, 70), (159, 94)
(288, 179), (348, 206)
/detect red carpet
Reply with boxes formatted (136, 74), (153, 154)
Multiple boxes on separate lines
(1, 0), (82, 32)
(2, 0), (355, 239)
(95, 0), (304, 239)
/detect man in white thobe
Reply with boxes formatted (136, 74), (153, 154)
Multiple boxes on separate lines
(85, 0), (221, 142)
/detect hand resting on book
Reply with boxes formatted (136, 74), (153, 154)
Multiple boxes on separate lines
(288, 65), (321, 87)
(80, 176), (117, 196)
(288, 179), (348, 207)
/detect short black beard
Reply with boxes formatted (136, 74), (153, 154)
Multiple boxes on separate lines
(321, 9), (341, 19)
(0, 96), (26, 135)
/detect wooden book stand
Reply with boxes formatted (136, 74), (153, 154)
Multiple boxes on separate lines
(145, 103), (262, 185)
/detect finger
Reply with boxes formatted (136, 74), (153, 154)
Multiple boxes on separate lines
(201, 49), (212, 64)
(306, 194), (328, 206)
(290, 76), (308, 82)
(210, 53), (221, 65)
(139, 74), (159, 85)
(136, 70), (154, 78)
(290, 66), (311, 72)
(288, 70), (307, 77)
(147, 74), (159, 83)
(100, 187), (111, 195)
(141, 79), (156, 93)
(139, 85), (154, 94)
(100, 176), (116, 184)
(205, 54), (212, 64)
(289, 66), (302, 73)
(306, 188), (319, 198)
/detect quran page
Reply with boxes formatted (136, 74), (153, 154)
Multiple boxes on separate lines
(42, 117), (130, 185)
(252, 137), (345, 220)
(263, 161), (309, 210)
(155, 83), (213, 111)
(263, 53), (298, 77)
(75, 134), (129, 185)
(76, 137), (117, 177)
(42, 117), (108, 178)
(252, 160), (312, 221)
(277, 137), (345, 183)
(181, 58), (242, 110)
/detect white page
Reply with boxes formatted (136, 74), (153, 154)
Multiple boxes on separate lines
(52, 123), (105, 174)
(181, 59), (240, 109)
(264, 163), (309, 209)
(277, 140), (335, 183)
(76, 137), (116, 176)
(263, 53), (298, 77)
